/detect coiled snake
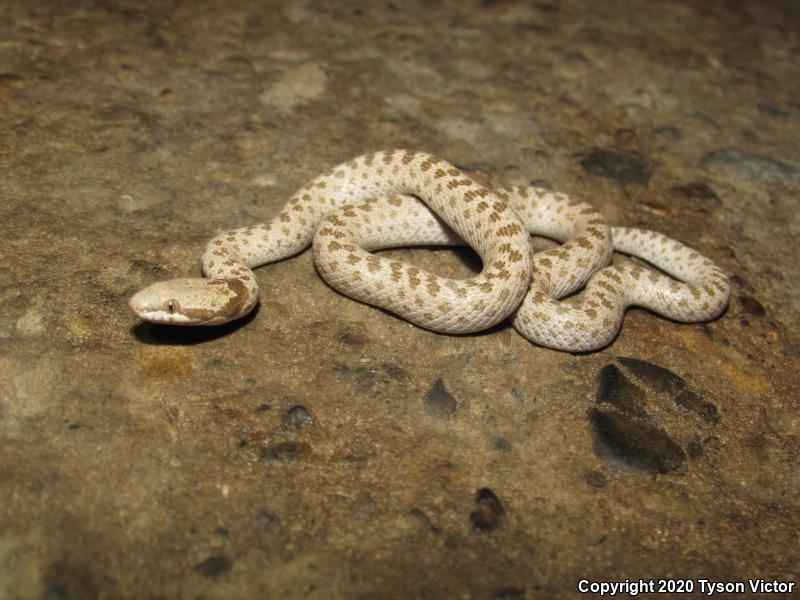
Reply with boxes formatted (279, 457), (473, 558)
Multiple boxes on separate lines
(129, 150), (729, 351)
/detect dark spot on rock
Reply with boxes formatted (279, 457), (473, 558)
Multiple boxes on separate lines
(409, 507), (440, 533)
(0, 73), (23, 86)
(579, 148), (651, 184)
(510, 388), (527, 403)
(653, 125), (682, 142)
(193, 555), (231, 578)
(673, 389), (720, 424)
(333, 364), (376, 388)
(757, 103), (790, 118)
(729, 274), (754, 293)
(701, 148), (800, 185)
(669, 182), (722, 209)
(339, 328), (368, 346)
(424, 378), (457, 417)
(67, 423), (82, 430)
(214, 527), (229, 538)
(382, 362), (405, 380)
(46, 584), (69, 600)
(44, 559), (97, 600)
(614, 128), (637, 143)
(493, 586), (526, 598)
(617, 357), (686, 395)
(470, 488), (505, 532)
(488, 436), (511, 452)
(260, 441), (312, 463)
(687, 437), (703, 459)
(745, 433), (770, 463)
(584, 470), (607, 488)
(283, 405), (315, 428)
(738, 295), (766, 317)
(589, 408), (686, 475)
(596, 364), (647, 417)
(256, 510), (278, 525)
(254, 403), (271, 413)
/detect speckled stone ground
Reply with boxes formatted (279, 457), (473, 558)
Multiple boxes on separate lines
(1, 1), (799, 598)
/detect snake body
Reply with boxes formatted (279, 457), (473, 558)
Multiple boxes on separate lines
(129, 150), (730, 351)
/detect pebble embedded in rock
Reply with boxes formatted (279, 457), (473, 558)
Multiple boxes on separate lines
(757, 103), (790, 118)
(589, 408), (686, 475)
(738, 296), (766, 317)
(470, 488), (505, 532)
(673, 389), (720, 424)
(596, 364), (647, 417)
(488, 436), (511, 452)
(653, 125), (683, 142)
(687, 438), (704, 459)
(260, 441), (312, 463)
(256, 510), (278, 526)
(578, 148), (652, 184)
(617, 357), (686, 395)
(193, 555), (232, 578)
(381, 362), (405, 380)
(584, 470), (608, 488)
(701, 148), (800, 185)
(283, 405), (315, 428)
(338, 329), (369, 346)
(424, 379), (457, 417)
(669, 182), (722, 209)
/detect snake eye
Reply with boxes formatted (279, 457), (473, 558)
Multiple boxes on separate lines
(163, 299), (180, 314)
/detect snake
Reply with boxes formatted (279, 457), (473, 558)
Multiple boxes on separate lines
(129, 150), (730, 351)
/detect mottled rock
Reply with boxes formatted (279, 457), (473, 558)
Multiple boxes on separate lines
(260, 441), (312, 463)
(673, 389), (721, 424)
(687, 438), (704, 459)
(653, 125), (683, 141)
(579, 148), (651, 184)
(492, 586), (526, 598)
(255, 510), (278, 526)
(259, 62), (328, 113)
(669, 182), (723, 209)
(757, 103), (790, 118)
(584, 470), (608, 488)
(193, 556), (232, 578)
(488, 436), (511, 452)
(701, 149), (800, 185)
(381, 362), (405, 380)
(424, 379), (457, 417)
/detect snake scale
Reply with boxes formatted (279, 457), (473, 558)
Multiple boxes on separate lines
(129, 150), (730, 351)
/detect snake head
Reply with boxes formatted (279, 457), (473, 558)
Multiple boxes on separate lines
(128, 277), (254, 325)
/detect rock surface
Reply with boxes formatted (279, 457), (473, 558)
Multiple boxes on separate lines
(1, 1), (798, 597)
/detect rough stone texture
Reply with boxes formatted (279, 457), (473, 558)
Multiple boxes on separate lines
(1, 1), (798, 598)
